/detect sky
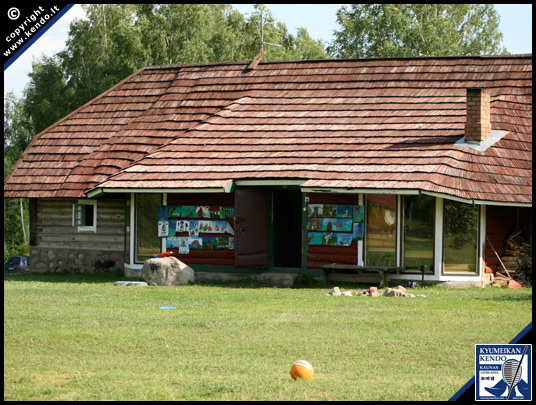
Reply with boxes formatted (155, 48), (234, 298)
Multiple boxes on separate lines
(3, 3), (532, 98)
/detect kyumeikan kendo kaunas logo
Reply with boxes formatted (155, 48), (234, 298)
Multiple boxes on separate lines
(476, 344), (531, 401)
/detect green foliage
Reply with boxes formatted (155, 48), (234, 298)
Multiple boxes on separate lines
(444, 201), (478, 250)
(328, 4), (507, 58)
(27, 3), (327, 127)
(4, 92), (32, 167)
(4, 276), (532, 400)
(23, 56), (75, 134)
(4, 93), (31, 262)
(3, 198), (29, 262)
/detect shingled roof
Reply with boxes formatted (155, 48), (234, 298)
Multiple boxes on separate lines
(4, 55), (532, 205)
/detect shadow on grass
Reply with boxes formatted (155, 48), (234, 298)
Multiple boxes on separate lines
(4, 270), (373, 290)
(7, 272), (529, 297)
(3, 269), (125, 284)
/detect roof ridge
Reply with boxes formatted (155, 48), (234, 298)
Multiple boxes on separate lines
(139, 54), (533, 71)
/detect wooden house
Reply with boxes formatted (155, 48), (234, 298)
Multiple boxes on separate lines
(4, 54), (532, 285)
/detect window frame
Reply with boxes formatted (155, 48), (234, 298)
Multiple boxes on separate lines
(401, 195), (435, 272)
(441, 199), (480, 275)
(364, 194), (397, 266)
(72, 200), (97, 233)
(134, 193), (162, 263)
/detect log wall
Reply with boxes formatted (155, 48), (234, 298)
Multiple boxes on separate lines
(29, 198), (126, 273)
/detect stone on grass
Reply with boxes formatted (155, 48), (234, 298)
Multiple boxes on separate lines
(142, 256), (194, 286)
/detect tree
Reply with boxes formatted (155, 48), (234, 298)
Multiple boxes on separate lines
(4, 92), (31, 260)
(22, 56), (75, 135)
(58, 4), (147, 109)
(4, 92), (32, 173)
(328, 4), (507, 58)
(24, 4), (327, 125)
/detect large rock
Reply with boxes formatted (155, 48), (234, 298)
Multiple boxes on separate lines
(142, 256), (194, 286)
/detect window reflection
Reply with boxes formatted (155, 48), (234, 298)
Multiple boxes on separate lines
(366, 195), (396, 266)
(136, 194), (161, 262)
(443, 200), (479, 273)
(403, 195), (434, 269)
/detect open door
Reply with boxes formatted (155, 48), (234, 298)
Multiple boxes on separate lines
(235, 190), (270, 267)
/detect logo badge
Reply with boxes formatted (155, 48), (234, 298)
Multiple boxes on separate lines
(476, 344), (531, 401)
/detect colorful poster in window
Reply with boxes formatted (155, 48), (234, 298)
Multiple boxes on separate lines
(158, 220), (169, 237)
(337, 234), (353, 246)
(322, 218), (338, 232)
(307, 218), (322, 230)
(167, 236), (190, 254)
(188, 237), (203, 249)
(308, 232), (348, 246)
(335, 218), (353, 232)
(160, 205), (235, 251)
(202, 237), (234, 250)
(167, 236), (235, 251)
(307, 204), (323, 217)
(352, 222), (365, 240)
(307, 204), (364, 246)
(337, 205), (353, 218)
(189, 220), (199, 237)
(315, 218), (353, 232)
(166, 236), (179, 248)
(208, 206), (223, 218)
(176, 220), (190, 233)
(307, 232), (324, 245)
(216, 237), (232, 249)
(324, 232), (338, 246)
(224, 222), (235, 235)
(353, 205), (365, 223)
(222, 207), (234, 219)
(181, 206), (197, 218)
(306, 203), (363, 246)
(199, 206), (211, 218)
(177, 237), (190, 254)
(323, 205), (338, 217)
(168, 220), (176, 237)
(158, 205), (168, 220)
(168, 206), (183, 218)
(198, 221), (211, 233)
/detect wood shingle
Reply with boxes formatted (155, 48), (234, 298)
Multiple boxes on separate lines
(4, 55), (532, 204)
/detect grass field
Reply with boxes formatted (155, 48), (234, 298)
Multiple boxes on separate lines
(4, 272), (532, 401)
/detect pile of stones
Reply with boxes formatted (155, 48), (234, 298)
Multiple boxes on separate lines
(325, 285), (426, 298)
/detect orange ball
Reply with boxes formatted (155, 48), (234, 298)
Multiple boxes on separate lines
(290, 360), (314, 380)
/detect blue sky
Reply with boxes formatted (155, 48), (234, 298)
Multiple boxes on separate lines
(4, 4), (532, 98)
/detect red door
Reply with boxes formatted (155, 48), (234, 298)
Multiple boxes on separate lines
(235, 190), (270, 267)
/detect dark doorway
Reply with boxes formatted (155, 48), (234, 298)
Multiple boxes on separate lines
(273, 190), (302, 268)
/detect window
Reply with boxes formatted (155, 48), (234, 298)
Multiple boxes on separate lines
(443, 200), (479, 274)
(73, 200), (97, 232)
(135, 194), (161, 262)
(403, 195), (434, 270)
(366, 195), (396, 266)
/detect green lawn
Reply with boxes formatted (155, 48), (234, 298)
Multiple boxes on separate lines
(3, 273), (532, 401)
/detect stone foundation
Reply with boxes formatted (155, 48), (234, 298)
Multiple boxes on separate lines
(29, 247), (124, 274)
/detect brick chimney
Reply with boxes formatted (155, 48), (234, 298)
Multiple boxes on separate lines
(465, 88), (491, 143)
